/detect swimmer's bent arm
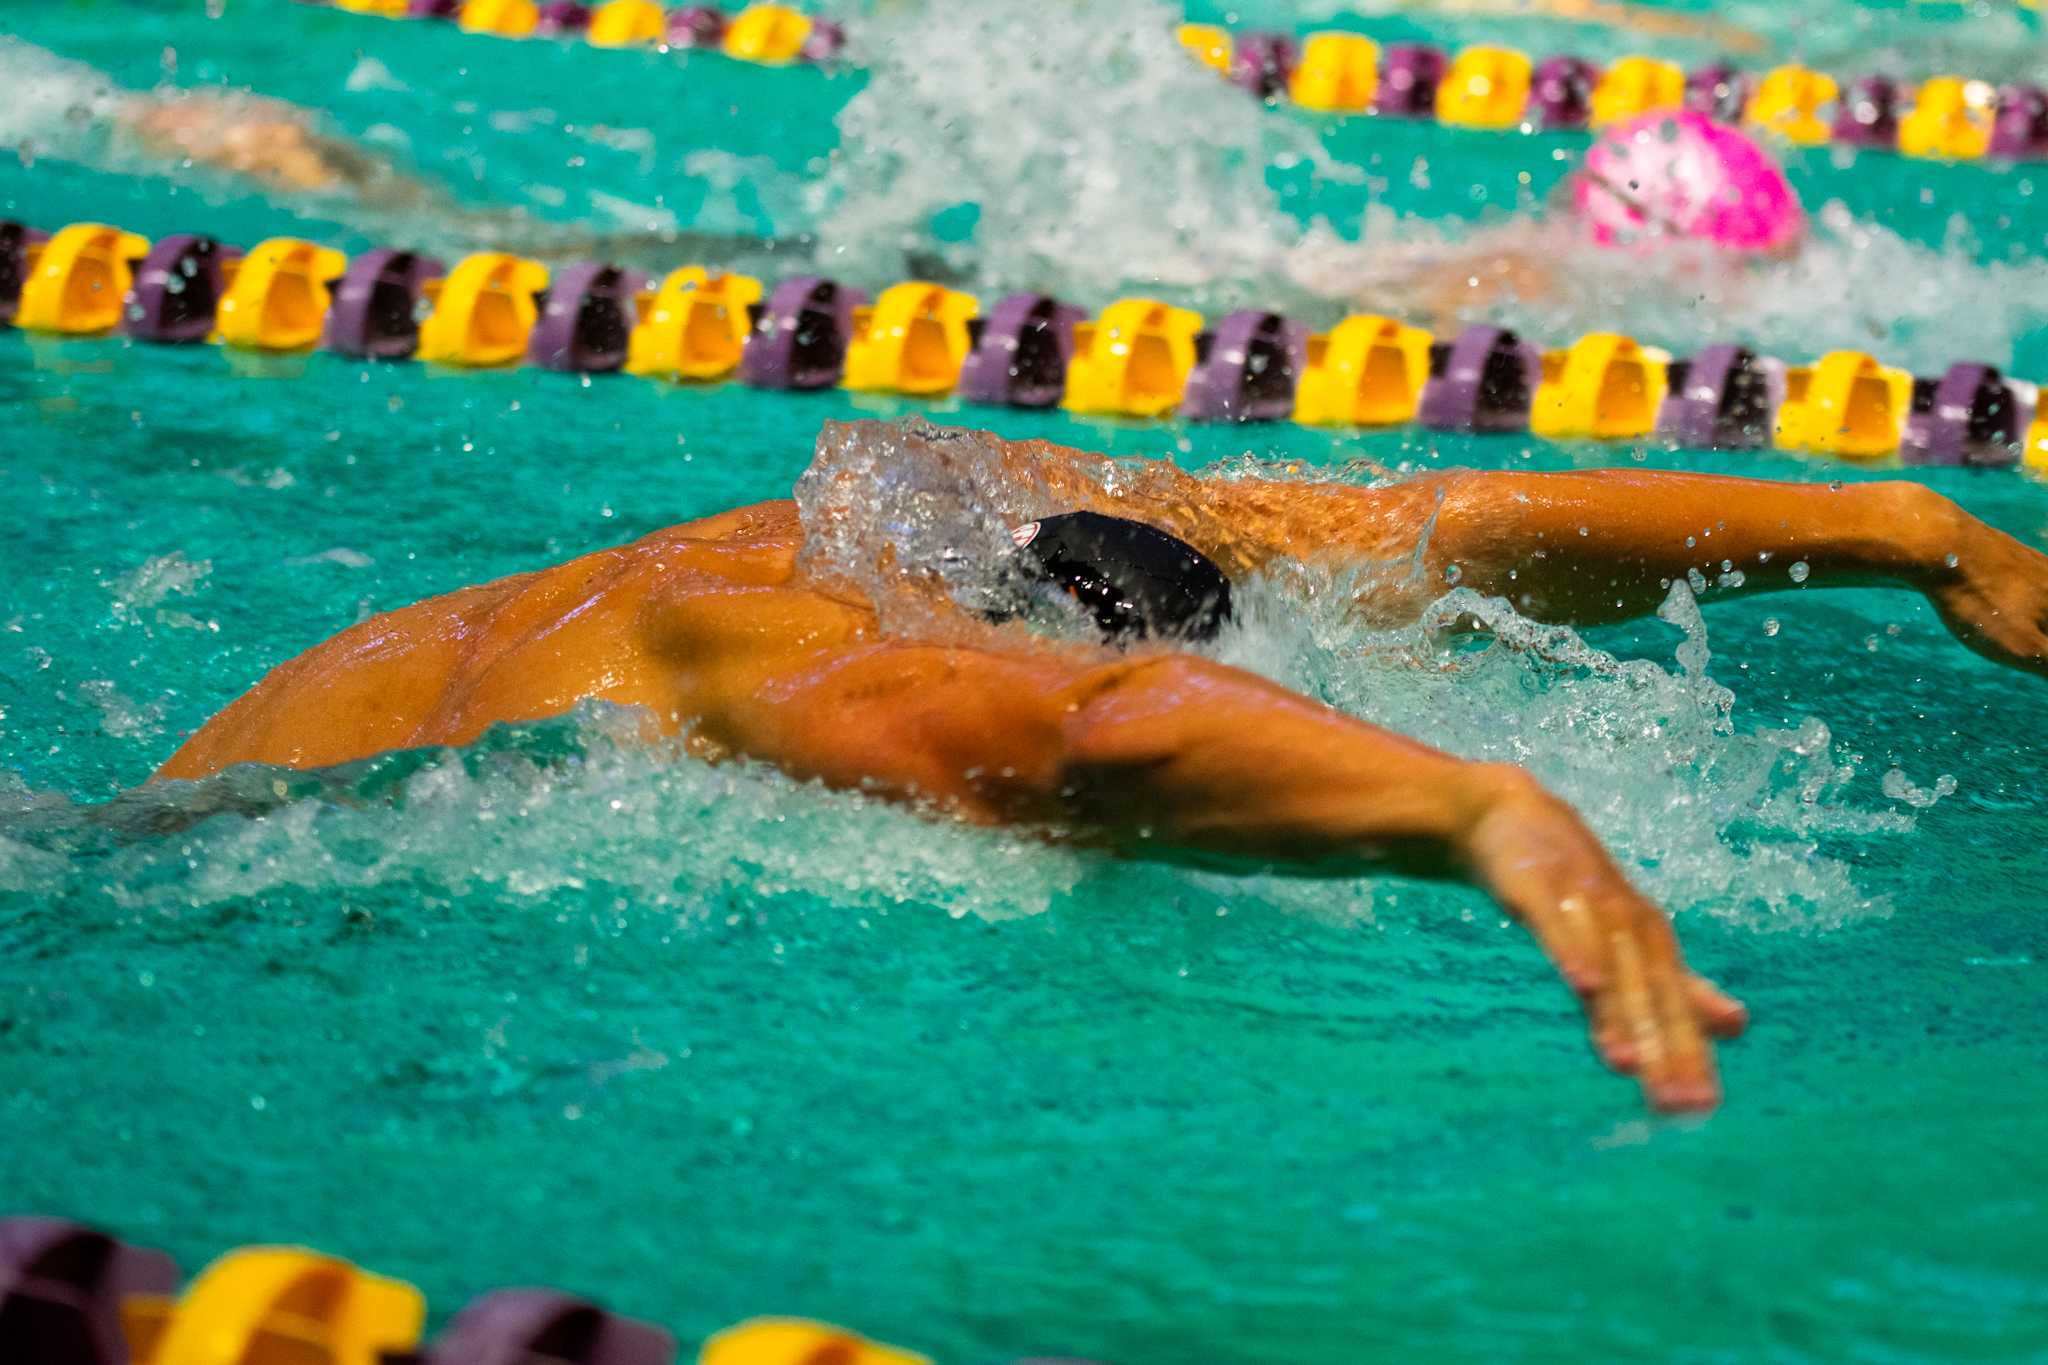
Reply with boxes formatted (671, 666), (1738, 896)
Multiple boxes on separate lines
(724, 643), (1745, 1113)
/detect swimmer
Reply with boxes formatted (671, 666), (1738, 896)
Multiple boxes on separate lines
(120, 91), (389, 196)
(1288, 111), (1807, 331)
(0, 37), (398, 197)
(155, 421), (2048, 1114)
(0, 37), (802, 273)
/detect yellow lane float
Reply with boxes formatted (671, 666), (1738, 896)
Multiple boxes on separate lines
(1289, 32), (1380, 111)
(1437, 45), (1534, 129)
(626, 267), (763, 381)
(1531, 332), (1672, 440)
(723, 4), (813, 64)
(700, 1317), (930, 1365)
(2025, 412), (2048, 475)
(1589, 56), (1686, 127)
(212, 237), (347, 352)
(1774, 350), (1914, 458)
(416, 251), (550, 367)
(1062, 298), (1204, 418)
(1293, 314), (1434, 426)
(1746, 65), (1841, 145)
(459, 0), (540, 37)
(14, 222), (149, 335)
(1898, 76), (1996, 159)
(842, 281), (980, 395)
(121, 1247), (424, 1365)
(1175, 23), (1234, 76)
(587, 0), (665, 47)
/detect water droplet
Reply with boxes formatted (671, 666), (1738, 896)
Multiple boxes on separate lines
(1763, 618), (1781, 636)
(1789, 561), (1810, 583)
(1444, 563), (1463, 584)
(1685, 535), (1696, 548)
(1578, 526), (1590, 537)
(1944, 552), (1959, 569)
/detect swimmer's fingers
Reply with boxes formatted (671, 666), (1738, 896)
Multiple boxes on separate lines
(1601, 900), (1723, 1114)
(1688, 974), (1748, 1039)
(1515, 891), (1608, 1003)
(1518, 891), (1713, 1109)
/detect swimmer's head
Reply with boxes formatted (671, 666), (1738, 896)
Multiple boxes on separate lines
(996, 512), (1232, 644)
(1572, 110), (1805, 256)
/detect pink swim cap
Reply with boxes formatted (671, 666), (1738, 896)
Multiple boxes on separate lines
(1574, 110), (1805, 254)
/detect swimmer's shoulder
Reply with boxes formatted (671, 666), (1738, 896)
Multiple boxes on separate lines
(660, 499), (802, 545)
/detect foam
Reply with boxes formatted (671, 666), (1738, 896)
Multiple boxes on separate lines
(1282, 200), (2048, 373)
(813, 0), (1346, 302)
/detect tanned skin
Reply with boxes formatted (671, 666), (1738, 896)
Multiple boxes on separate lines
(155, 423), (2048, 1113)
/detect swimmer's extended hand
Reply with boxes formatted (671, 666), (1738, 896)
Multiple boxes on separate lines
(1918, 492), (2048, 677)
(1463, 777), (1747, 1113)
(751, 643), (1748, 1112)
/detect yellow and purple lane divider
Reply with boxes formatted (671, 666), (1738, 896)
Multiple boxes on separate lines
(298, 0), (2048, 164)
(5, 216), (2046, 473)
(0, 1215), (1008, 1364)
(301, 0), (843, 65)
(1178, 23), (2048, 164)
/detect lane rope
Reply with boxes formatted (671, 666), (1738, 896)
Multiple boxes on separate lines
(299, 0), (2048, 164)
(5, 217), (2044, 472)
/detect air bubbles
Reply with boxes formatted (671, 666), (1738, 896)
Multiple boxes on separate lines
(1789, 561), (1811, 583)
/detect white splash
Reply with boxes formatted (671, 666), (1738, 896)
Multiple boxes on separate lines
(77, 680), (167, 740)
(1214, 570), (1904, 929)
(286, 548), (375, 569)
(343, 55), (407, 93)
(1881, 767), (1957, 809)
(109, 551), (212, 623)
(814, 0), (1347, 298)
(1282, 198), (2048, 372)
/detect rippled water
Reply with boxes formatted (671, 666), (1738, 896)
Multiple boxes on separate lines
(3, 1), (2047, 1360)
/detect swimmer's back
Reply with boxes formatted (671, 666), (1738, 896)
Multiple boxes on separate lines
(153, 501), (809, 781)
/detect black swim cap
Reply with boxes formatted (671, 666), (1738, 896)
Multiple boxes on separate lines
(1003, 511), (1233, 643)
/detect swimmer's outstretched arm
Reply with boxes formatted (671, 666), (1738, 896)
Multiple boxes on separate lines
(727, 643), (1746, 1113)
(925, 427), (2048, 675)
(1406, 471), (2048, 676)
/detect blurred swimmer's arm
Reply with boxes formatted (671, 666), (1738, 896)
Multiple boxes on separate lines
(118, 90), (385, 194)
(1283, 226), (1562, 333)
(729, 642), (1743, 1112)
(1401, 471), (2048, 676)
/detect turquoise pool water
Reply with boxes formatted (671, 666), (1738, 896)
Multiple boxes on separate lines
(3, 1), (2048, 1360)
